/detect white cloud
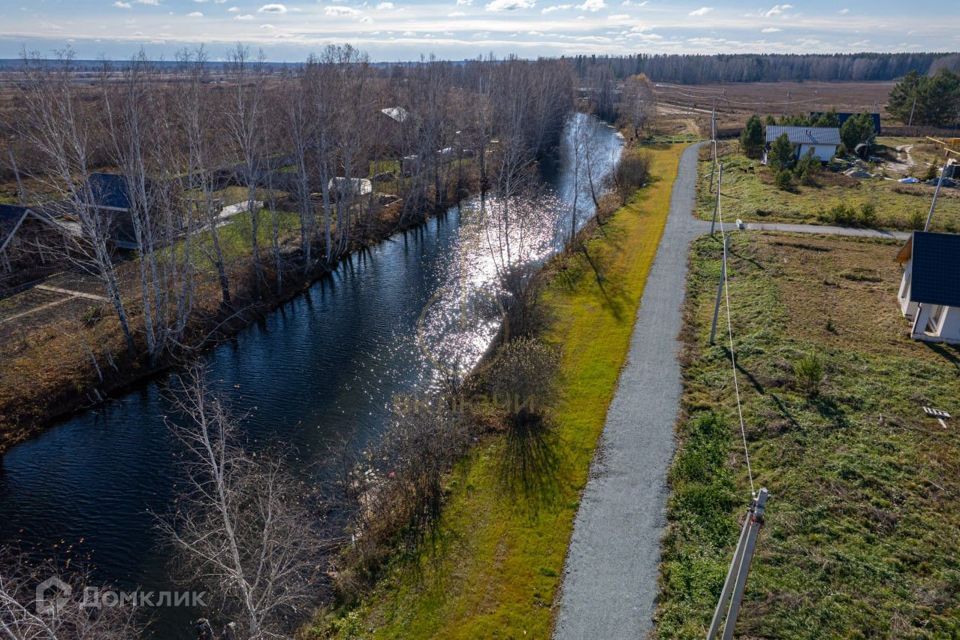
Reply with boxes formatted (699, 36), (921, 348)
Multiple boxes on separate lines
(113, 1), (132, 8)
(688, 6), (711, 15)
(235, 12), (254, 19)
(764, 3), (792, 17)
(541, 3), (571, 12)
(376, 2), (394, 8)
(324, 5), (361, 14)
(258, 3), (287, 12)
(135, 0), (160, 5)
(448, 10), (465, 15)
(456, 0), (473, 5)
(486, 0), (534, 11)
(227, 6), (239, 11)
(608, 13), (629, 19)
(577, 0), (604, 11)
(193, 0), (207, 3)
(838, 7), (850, 13)
(260, 22), (275, 28)
(761, 26), (781, 32)
(186, 10), (203, 16)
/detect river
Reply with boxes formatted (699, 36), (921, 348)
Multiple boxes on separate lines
(0, 113), (622, 638)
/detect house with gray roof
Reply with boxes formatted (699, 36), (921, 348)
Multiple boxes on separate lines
(763, 126), (841, 164)
(897, 231), (960, 344)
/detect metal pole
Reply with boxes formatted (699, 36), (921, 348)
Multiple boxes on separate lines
(707, 488), (769, 640)
(709, 234), (726, 345)
(924, 160), (948, 231)
(709, 105), (717, 193)
(706, 505), (751, 638)
(710, 163), (723, 235)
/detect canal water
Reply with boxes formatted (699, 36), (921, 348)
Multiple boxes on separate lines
(0, 114), (622, 637)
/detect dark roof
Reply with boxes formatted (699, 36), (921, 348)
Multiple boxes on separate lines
(766, 126), (841, 145)
(87, 173), (131, 210)
(908, 231), (960, 307)
(809, 112), (882, 135)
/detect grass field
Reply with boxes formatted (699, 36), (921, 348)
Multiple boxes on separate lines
(311, 143), (685, 639)
(656, 232), (960, 638)
(696, 141), (960, 231)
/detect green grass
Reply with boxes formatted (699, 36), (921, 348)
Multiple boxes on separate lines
(656, 232), (960, 639)
(698, 141), (960, 232)
(310, 144), (687, 639)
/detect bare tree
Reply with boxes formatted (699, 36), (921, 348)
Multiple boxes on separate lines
(14, 50), (136, 354)
(160, 366), (325, 639)
(0, 550), (142, 639)
(177, 46), (232, 307)
(618, 74), (657, 140)
(225, 46), (267, 297)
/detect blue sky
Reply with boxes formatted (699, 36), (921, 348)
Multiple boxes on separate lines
(1, 0), (957, 61)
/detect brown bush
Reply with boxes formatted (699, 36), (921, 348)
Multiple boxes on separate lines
(614, 149), (652, 204)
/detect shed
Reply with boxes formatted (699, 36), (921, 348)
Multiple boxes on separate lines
(764, 126), (841, 163)
(896, 231), (960, 344)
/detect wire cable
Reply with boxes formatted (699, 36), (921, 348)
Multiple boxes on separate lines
(714, 165), (756, 498)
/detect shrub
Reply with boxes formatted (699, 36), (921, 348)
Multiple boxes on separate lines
(825, 202), (856, 226)
(769, 133), (795, 171)
(614, 149), (652, 204)
(910, 210), (925, 230)
(796, 150), (821, 186)
(775, 169), (795, 191)
(793, 353), (824, 397)
(857, 202), (878, 227)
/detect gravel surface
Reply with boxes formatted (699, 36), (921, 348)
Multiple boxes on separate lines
(554, 142), (704, 640)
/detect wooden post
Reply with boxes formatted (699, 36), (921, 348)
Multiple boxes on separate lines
(707, 488), (769, 640)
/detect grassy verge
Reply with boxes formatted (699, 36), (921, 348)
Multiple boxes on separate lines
(698, 141), (960, 231)
(310, 143), (686, 639)
(656, 232), (960, 638)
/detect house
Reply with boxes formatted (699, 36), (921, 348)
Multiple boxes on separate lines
(896, 231), (960, 344)
(86, 172), (140, 249)
(763, 126), (841, 163)
(809, 112), (881, 135)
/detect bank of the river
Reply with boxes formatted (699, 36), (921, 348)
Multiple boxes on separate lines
(312, 143), (686, 639)
(0, 191), (467, 454)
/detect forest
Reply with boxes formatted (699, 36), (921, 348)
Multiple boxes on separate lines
(571, 52), (960, 84)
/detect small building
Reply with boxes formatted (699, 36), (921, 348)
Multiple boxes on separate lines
(380, 106), (409, 124)
(896, 231), (960, 344)
(327, 177), (373, 200)
(763, 126), (841, 164)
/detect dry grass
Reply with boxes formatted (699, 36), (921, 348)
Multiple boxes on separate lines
(656, 232), (960, 638)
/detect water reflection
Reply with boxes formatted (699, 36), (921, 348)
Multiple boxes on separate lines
(0, 113), (623, 638)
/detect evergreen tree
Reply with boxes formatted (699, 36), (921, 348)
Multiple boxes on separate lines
(840, 113), (876, 151)
(769, 133), (795, 170)
(740, 115), (765, 158)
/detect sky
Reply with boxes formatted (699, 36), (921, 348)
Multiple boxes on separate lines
(0, 0), (957, 62)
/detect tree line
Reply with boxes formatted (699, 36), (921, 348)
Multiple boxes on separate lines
(0, 47), (574, 369)
(571, 52), (959, 84)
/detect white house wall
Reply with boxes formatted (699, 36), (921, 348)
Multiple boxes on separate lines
(797, 143), (837, 162)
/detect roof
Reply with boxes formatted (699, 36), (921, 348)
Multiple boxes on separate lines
(766, 126), (841, 146)
(380, 107), (409, 124)
(87, 173), (131, 210)
(809, 112), (882, 135)
(901, 231), (960, 307)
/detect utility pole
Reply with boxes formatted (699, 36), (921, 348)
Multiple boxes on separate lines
(924, 157), (949, 231)
(709, 232), (726, 346)
(707, 488), (770, 640)
(908, 91), (918, 129)
(709, 101), (718, 193)
(710, 163), (723, 236)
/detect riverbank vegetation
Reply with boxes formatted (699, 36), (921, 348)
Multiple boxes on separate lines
(0, 50), (574, 451)
(696, 141), (960, 231)
(309, 142), (683, 639)
(656, 232), (960, 638)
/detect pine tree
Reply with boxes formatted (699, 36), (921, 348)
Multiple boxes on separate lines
(740, 115), (765, 158)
